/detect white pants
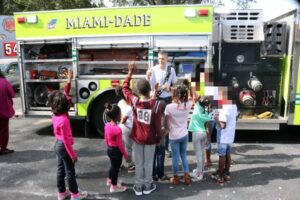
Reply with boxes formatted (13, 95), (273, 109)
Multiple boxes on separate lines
(119, 124), (133, 163)
(192, 132), (207, 173)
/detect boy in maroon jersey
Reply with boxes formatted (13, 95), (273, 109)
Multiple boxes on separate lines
(122, 62), (163, 196)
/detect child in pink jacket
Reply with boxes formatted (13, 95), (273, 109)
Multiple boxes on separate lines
(48, 70), (87, 200)
(104, 103), (128, 193)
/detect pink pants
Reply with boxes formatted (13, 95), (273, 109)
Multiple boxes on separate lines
(0, 118), (9, 150)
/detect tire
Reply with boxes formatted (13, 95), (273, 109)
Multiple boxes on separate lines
(89, 90), (121, 138)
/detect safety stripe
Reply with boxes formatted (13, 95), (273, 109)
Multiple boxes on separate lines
(296, 94), (300, 105)
(132, 96), (138, 108)
(154, 100), (160, 114)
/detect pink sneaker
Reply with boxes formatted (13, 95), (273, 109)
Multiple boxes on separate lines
(109, 185), (127, 193)
(71, 191), (88, 200)
(106, 178), (123, 186)
(57, 190), (70, 200)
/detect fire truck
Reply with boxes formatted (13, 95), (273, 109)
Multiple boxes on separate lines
(14, 5), (300, 137)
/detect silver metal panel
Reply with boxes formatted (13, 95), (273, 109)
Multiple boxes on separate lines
(76, 36), (150, 48)
(212, 17), (220, 43)
(236, 118), (287, 130)
(27, 110), (76, 117)
(153, 35), (209, 50)
(77, 80), (99, 102)
(236, 122), (280, 130)
(222, 9), (264, 43)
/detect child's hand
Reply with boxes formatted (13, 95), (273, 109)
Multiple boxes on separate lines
(67, 69), (73, 83)
(161, 83), (170, 91)
(213, 110), (219, 121)
(146, 68), (152, 80)
(128, 61), (136, 75)
(206, 139), (211, 145)
(72, 157), (78, 164)
(154, 82), (159, 91)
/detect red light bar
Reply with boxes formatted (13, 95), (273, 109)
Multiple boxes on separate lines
(17, 17), (26, 23)
(198, 9), (209, 16)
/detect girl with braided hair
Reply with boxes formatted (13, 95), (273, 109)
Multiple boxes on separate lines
(165, 83), (193, 185)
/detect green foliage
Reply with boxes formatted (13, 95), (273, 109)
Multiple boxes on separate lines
(109, 0), (204, 6)
(231, 0), (257, 9)
(0, 0), (100, 15)
(0, 0), (257, 15)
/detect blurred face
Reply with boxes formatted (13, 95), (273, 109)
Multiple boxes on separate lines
(158, 53), (168, 68)
(217, 87), (232, 108)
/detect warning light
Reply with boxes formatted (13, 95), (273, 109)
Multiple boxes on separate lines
(111, 80), (120, 87)
(198, 9), (209, 16)
(17, 17), (26, 23)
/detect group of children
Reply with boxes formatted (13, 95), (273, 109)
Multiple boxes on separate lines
(48, 61), (238, 199)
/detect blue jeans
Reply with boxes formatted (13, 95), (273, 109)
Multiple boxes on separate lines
(217, 143), (232, 156)
(170, 135), (190, 175)
(152, 144), (165, 178)
(158, 96), (172, 151)
(55, 140), (78, 194)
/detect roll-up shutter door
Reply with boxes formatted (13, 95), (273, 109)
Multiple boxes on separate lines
(153, 35), (209, 51)
(76, 36), (150, 49)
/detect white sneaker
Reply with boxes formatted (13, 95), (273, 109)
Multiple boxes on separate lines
(191, 169), (204, 181)
(143, 183), (156, 195)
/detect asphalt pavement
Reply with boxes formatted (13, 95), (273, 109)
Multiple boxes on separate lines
(0, 97), (300, 200)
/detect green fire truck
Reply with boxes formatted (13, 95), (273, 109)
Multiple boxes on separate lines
(14, 5), (300, 137)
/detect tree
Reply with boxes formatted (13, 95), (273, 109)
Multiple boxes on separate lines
(231, 0), (257, 9)
(108, 0), (205, 6)
(0, 0), (101, 15)
(108, 0), (256, 7)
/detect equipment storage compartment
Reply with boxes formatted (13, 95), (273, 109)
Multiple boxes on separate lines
(217, 43), (283, 120)
(78, 48), (149, 77)
(21, 42), (74, 112)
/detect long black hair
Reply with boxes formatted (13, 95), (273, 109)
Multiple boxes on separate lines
(48, 90), (69, 115)
(197, 96), (212, 114)
(176, 84), (189, 103)
(104, 103), (121, 123)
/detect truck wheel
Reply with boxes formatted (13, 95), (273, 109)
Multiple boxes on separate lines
(89, 91), (121, 138)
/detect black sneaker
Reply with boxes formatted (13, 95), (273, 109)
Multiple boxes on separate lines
(152, 176), (159, 181)
(133, 185), (143, 196)
(143, 183), (156, 195)
(159, 175), (168, 181)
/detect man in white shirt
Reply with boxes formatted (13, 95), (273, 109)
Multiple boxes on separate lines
(146, 51), (177, 180)
(147, 51), (177, 103)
